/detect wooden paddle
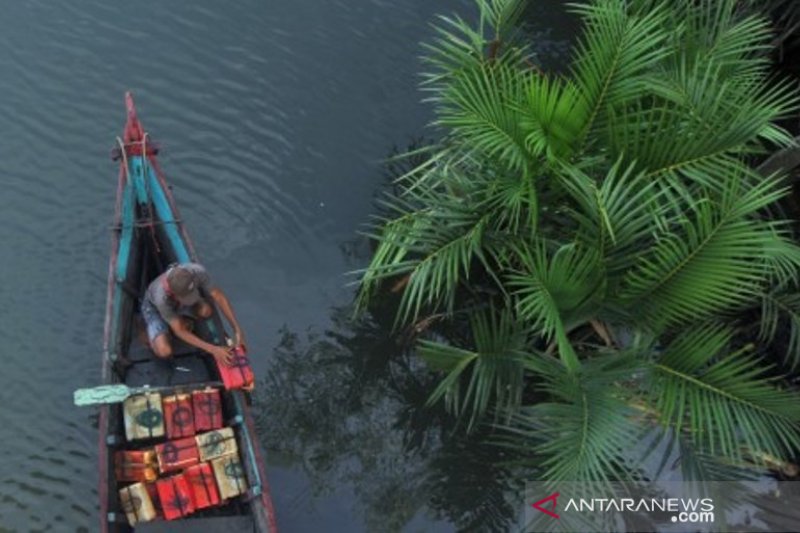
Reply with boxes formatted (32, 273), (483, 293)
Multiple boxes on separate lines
(74, 381), (223, 406)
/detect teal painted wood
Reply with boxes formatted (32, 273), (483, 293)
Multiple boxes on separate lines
(146, 164), (191, 263)
(232, 391), (264, 491)
(129, 157), (148, 204)
(115, 179), (135, 281)
(109, 176), (136, 364)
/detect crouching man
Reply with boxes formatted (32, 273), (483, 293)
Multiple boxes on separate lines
(141, 262), (244, 366)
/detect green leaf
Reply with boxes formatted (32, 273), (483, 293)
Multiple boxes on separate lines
(521, 75), (589, 160)
(561, 158), (667, 274)
(569, 0), (671, 141)
(649, 323), (800, 462)
(499, 354), (644, 483)
(435, 60), (532, 175)
(619, 180), (790, 327)
(507, 241), (603, 370)
(419, 307), (531, 431)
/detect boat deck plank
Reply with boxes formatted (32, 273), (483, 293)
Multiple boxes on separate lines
(124, 355), (211, 388)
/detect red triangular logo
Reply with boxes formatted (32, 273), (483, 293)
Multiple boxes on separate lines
(532, 492), (560, 519)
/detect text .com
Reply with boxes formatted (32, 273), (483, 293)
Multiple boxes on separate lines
(673, 510), (715, 524)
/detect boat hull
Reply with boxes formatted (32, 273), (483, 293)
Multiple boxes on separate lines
(97, 93), (277, 532)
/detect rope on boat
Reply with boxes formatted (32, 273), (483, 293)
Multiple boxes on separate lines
(141, 132), (149, 188)
(115, 136), (130, 182)
(115, 133), (164, 260)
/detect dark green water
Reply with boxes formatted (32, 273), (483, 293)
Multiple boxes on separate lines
(0, 1), (571, 530)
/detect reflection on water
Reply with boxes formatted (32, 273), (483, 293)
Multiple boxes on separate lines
(240, 4), (581, 524)
(252, 302), (519, 532)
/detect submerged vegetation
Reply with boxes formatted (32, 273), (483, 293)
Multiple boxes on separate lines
(357, 0), (800, 484)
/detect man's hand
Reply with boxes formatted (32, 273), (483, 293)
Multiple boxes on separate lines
(210, 345), (234, 366)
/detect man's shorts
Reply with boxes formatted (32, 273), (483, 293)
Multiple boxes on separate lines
(141, 299), (202, 343)
(141, 298), (170, 343)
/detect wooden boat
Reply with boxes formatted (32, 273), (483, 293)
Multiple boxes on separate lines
(96, 92), (278, 532)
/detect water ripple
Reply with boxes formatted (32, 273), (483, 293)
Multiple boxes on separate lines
(0, 0), (569, 530)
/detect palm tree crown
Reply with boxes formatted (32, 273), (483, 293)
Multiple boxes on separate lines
(358, 0), (800, 483)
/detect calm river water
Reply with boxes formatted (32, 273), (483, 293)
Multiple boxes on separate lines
(0, 1), (571, 530)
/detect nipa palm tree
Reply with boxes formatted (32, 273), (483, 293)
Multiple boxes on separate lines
(357, 0), (800, 483)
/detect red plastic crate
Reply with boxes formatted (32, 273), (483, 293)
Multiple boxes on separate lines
(163, 393), (195, 439)
(216, 345), (255, 390)
(155, 436), (199, 473)
(114, 450), (157, 483)
(155, 474), (195, 520)
(192, 388), (223, 431)
(184, 462), (221, 510)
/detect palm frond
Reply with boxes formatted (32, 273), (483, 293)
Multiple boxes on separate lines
(561, 159), (667, 274)
(674, 431), (762, 482)
(396, 207), (493, 323)
(500, 354), (644, 483)
(649, 323), (800, 463)
(609, 63), (798, 185)
(640, 423), (762, 481)
(484, 170), (539, 235)
(507, 241), (604, 370)
(422, 15), (490, 77)
(596, 0), (797, 185)
(434, 59), (533, 175)
(476, 0), (527, 41)
(569, 0), (671, 141)
(422, 0), (528, 81)
(355, 202), (432, 313)
(619, 178), (790, 327)
(521, 75), (589, 160)
(657, 0), (772, 70)
(760, 224), (800, 288)
(356, 184), (497, 324)
(419, 307), (531, 431)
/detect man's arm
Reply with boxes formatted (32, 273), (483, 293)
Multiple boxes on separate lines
(169, 317), (234, 365)
(210, 287), (245, 347)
